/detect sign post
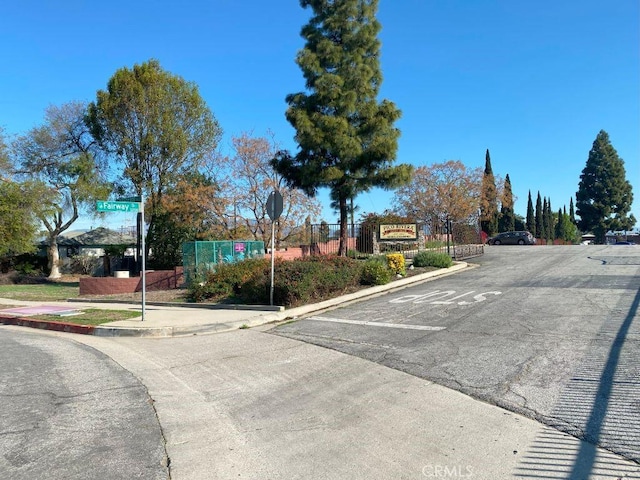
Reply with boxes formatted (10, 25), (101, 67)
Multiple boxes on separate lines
(138, 195), (146, 322)
(97, 197), (146, 321)
(266, 191), (284, 306)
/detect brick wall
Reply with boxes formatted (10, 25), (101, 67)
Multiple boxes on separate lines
(265, 247), (304, 261)
(79, 267), (184, 296)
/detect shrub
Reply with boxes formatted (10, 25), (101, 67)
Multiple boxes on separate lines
(360, 256), (393, 285)
(193, 255), (363, 307)
(238, 256), (361, 306)
(188, 257), (269, 302)
(70, 254), (101, 275)
(424, 240), (446, 249)
(11, 252), (47, 276)
(385, 253), (406, 275)
(413, 251), (453, 268)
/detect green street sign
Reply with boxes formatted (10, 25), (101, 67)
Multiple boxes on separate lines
(96, 200), (140, 213)
(117, 196), (142, 202)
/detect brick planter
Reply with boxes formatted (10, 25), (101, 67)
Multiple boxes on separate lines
(80, 267), (184, 296)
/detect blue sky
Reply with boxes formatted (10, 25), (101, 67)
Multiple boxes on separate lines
(1, 0), (638, 232)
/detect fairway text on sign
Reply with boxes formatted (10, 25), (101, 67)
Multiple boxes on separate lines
(96, 201), (140, 213)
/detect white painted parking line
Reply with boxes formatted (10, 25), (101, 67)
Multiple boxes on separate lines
(307, 316), (446, 331)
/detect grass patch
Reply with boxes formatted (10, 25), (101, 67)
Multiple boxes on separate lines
(33, 308), (142, 326)
(0, 283), (79, 301)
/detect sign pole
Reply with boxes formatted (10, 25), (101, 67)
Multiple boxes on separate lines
(270, 219), (275, 306)
(266, 190), (283, 307)
(140, 194), (146, 321)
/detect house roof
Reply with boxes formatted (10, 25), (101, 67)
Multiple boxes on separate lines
(72, 227), (136, 246)
(40, 227), (136, 247)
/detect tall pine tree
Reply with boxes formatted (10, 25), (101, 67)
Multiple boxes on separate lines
(498, 173), (515, 232)
(569, 197), (576, 225)
(546, 198), (554, 243)
(272, 0), (412, 255)
(556, 207), (565, 241)
(480, 149), (499, 235)
(576, 130), (635, 243)
(542, 197), (549, 242)
(535, 191), (543, 239)
(526, 190), (535, 236)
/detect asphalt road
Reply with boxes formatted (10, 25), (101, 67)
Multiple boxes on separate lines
(273, 245), (640, 462)
(0, 328), (168, 480)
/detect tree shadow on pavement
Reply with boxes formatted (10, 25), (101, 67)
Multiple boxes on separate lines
(513, 287), (640, 479)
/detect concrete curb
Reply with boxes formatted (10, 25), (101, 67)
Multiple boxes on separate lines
(0, 315), (97, 335)
(67, 298), (285, 312)
(0, 262), (473, 337)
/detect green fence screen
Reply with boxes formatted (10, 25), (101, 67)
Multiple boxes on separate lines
(182, 240), (265, 285)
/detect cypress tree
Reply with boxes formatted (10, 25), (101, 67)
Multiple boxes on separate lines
(499, 173), (515, 232)
(546, 198), (554, 243)
(526, 190), (535, 236)
(555, 207), (565, 241)
(535, 191), (543, 239)
(569, 197), (576, 225)
(542, 197), (549, 242)
(480, 149), (499, 235)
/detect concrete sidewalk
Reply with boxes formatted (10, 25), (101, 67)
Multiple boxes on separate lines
(0, 262), (470, 337)
(3, 261), (640, 478)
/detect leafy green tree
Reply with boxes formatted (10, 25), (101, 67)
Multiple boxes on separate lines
(526, 190), (535, 236)
(0, 127), (11, 176)
(535, 191), (543, 239)
(498, 173), (515, 232)
(87, 59), (223, 263)
(13, 102), (111, 278)
(0, 180), (41, 258)
(271, 0), (412, 256)
(480, 149), (499, 235)
(0, 130), (39, 260)
(562, 211), (580, 244)
(576, 130), (635, 243)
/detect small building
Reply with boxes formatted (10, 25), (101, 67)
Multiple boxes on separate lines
(40, 227), (137, 276)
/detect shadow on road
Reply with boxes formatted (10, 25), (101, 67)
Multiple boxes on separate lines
(514, 287), (640, 478)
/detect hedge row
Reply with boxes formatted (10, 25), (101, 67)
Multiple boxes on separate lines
(189, 252), (452, 307)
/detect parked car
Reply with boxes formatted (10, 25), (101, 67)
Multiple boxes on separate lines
(487, 231), (535, 245)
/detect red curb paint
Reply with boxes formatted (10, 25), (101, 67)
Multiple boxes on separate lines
(0, 315), (96, 335)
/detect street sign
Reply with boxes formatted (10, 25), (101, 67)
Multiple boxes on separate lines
(266, 191), (283, 221)
(96, 200), (140, 213)
(117, 196), (142, 202)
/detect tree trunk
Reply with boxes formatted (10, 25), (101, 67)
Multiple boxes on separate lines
(338, 195), (348, 256)
(47, 240), (61, 279)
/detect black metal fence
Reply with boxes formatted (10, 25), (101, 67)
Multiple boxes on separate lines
(301, 222), (484, 260)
